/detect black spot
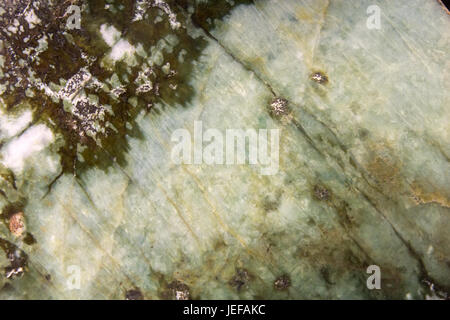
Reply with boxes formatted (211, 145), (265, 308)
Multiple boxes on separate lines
(125, 288), (144, 300)
(359, 128), (370, 140)
(23, 233), (37, 246)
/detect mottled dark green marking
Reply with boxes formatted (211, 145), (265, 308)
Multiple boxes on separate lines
(0, 0), (210, 175)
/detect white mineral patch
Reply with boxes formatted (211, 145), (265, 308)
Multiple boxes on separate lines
(110, 39), (136, 61)
(7, 25), (18, 34)
(100, 24), (121, 47)
(0, 109), (33, 140)
(24, 9), (41, 29)
(36, 34), (48, 52)
(0, 124), (54, 172)
(99, 24), (136, 62)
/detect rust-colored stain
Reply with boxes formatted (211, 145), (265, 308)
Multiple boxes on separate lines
(366, 153), (402, 192)
(410, 183), (450, 208)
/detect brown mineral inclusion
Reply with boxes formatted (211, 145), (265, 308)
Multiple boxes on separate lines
(9, 212), (25, 237)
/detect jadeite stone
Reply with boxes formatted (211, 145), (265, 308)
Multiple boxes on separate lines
(0, 0), (448, 299)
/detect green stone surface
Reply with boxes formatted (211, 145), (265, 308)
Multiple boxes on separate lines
(0, 0), (449, 299)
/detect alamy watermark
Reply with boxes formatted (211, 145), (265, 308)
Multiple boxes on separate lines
(171, 121), (280, 175)
(66, 5), (81, 30)
(366, 5), (381, 30)
(366, 265), (381, 290)
(66, 265), (81, 290)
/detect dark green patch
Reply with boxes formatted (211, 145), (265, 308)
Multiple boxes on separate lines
(0, 0), (212, 176)
(0, 202), (26, 227)
(190, 0), (254, 32)
(262, 191), (282, 212)
(319, 265), (334, 285)
(23, 233), (37, 246)
(358, 128), (370, 140)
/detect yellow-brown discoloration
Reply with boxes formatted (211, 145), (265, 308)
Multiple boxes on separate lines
(364, 145), (403, 194)
(410, 183), (450, 208)
(367, 155), (400, 185)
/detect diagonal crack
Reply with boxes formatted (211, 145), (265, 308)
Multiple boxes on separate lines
(191, 19), (277, 97)
(356, 186), (449, 293)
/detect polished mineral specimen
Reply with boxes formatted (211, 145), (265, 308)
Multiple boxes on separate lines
(0, 0), (449, 300)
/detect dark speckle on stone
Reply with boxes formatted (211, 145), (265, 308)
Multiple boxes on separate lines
(230, 268), (250, 291)
(358, 128), (370, 140)
(320, 266), (334, 285)
(270, 97), (289, 116)
(23, 232), (37, 246)
(125, 288), (144, 300)
(5, 249), (27, 279)
(310, 71), (328, 84)
(167, 280), (190, 300)
(314, 185), (331, 201)
(274, 274), (291, 290)
(0, 238), (28, 279)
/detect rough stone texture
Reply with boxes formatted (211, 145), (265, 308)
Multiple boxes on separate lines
(0, 0), (449, 299)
